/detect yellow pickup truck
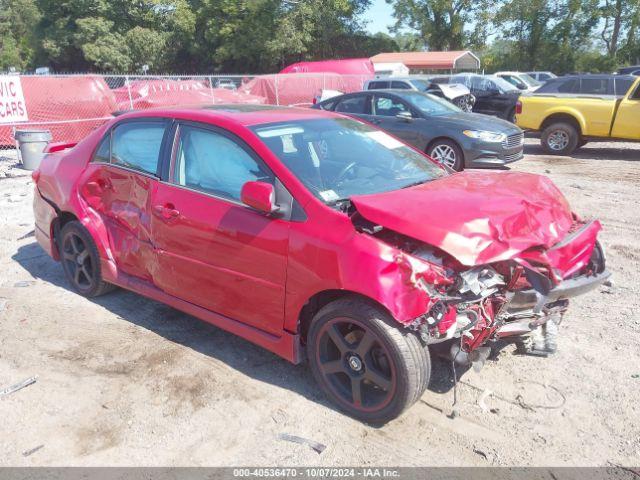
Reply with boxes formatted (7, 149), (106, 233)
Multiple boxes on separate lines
(516, 75), (640, 154)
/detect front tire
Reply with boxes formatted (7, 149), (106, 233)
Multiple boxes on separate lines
(307, 297), (431, 423)
(59, 221), (115, 297)
(541, 122), (579, 155)
(427, 139), (464, 171)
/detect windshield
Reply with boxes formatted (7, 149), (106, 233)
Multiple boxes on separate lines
(397, 92), (460, 116)
(518, 73), (541, 87)
(490, 76), (520, 92)
(408, 79), (433, 92)
(251, 118), (445, 203)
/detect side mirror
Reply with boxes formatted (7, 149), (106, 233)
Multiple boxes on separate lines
(396, 111), (413, 122)
(241, 181), (278, 214)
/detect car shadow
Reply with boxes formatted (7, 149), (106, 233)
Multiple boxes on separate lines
(13, 241), (471, 418)
(524, 142), (640, 161)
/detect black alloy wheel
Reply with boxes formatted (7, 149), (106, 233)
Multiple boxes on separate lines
(59, 221), (115, 297)
(307, 298), (431, 423)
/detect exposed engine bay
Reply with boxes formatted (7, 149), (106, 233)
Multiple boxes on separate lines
(352, 211), (610, 364)
(424, 83), (476, 113)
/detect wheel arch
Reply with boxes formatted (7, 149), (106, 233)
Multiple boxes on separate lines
(48, 209), (79, 261)
(425, 136), (465, 160)
(297, 289), (394, 344)
(49, 206), (117, 281)
(541, 112), (584, 137)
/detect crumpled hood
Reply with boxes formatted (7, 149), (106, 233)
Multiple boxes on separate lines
(351, 171), (575, 266)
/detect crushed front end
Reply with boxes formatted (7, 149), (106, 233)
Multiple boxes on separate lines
(360, 216), (610, 364)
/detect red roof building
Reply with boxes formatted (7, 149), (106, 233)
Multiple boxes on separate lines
(369, 51), (480, 71)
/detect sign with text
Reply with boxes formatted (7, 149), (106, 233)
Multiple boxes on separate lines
(0, 76), (29, 124)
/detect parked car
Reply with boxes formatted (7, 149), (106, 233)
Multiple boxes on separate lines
(495, 71), (542, 92)
(32, 105), (609, 423)
(363, 76), (476, 112)
(313, 90), (523, 170)
(214, 78), (237, 90)
(432, 74), (522, 122)
(526, 71), (557, 82)
(618, 65), (640, 76)
(516, 75), (640, 154)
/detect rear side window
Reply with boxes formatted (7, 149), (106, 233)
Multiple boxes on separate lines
(174, 125), (274, 202)
(111, 122), (165, 175)
(367, 81), (389, 89)
(556, 79), (579, 93)
(318, 99), (337, 110)
(335, 96), (368, 114)
(391, 81), (411, 89)
(615, 78), (635, 96)
(580, 78), (610, 95)
(535, 78), (574, 93)
(92, 135), (110, 163)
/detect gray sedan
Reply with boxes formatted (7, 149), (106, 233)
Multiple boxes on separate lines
(313, 90), (524, 171)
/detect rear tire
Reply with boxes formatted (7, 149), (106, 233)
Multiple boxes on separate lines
(541, 122), (579, 155)
(59, 221), (116, 297)
(307, 297), (431, 423)
(427, 139), (464, 171)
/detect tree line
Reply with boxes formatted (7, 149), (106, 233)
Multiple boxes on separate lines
(1, 0), (638, 75)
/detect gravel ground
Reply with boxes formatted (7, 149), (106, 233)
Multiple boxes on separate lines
(0, 139), (639, 467)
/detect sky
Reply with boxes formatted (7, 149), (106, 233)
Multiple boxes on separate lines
(362, 0), (395, 34)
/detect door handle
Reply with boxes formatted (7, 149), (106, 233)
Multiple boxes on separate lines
(153, 204), (180, 219)
(371, 119), (382, 125)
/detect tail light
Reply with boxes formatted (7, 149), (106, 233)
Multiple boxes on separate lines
(312, 96), (318, 105)
(515, 101), (522, 115)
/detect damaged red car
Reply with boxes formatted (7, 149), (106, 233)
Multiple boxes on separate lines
(32, 105), (609, 423)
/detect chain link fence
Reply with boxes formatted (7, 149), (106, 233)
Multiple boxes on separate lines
(0, 73), (372, 150)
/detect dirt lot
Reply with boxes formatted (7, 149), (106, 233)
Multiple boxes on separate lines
(0, 139), (639, 467)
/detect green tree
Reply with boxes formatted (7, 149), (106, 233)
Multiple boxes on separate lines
(75, 17), (131, 72)
(0, 0), (41, 71)
(387, 0), (492, 51)
(488, 0), (600, 74)
(266, 0), (372, 69)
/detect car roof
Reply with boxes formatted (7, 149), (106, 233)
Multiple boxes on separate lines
(366, 89), (426, 96)
(553, 74), (636, 81)
(330, 89), (425, 98)
(115, 104), (338, 127)
(368, 76), (432, 81)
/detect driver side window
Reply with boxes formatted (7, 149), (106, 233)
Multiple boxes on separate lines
(173, 125), (274, 202)
(373, 96), (410, 117)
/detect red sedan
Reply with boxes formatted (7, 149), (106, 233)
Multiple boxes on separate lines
(32, 105), (609, 422)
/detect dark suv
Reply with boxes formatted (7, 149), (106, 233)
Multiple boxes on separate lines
(432, 74), (521, 122)
(618, 66), (640, 76)
(534, 74), (636, 97)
